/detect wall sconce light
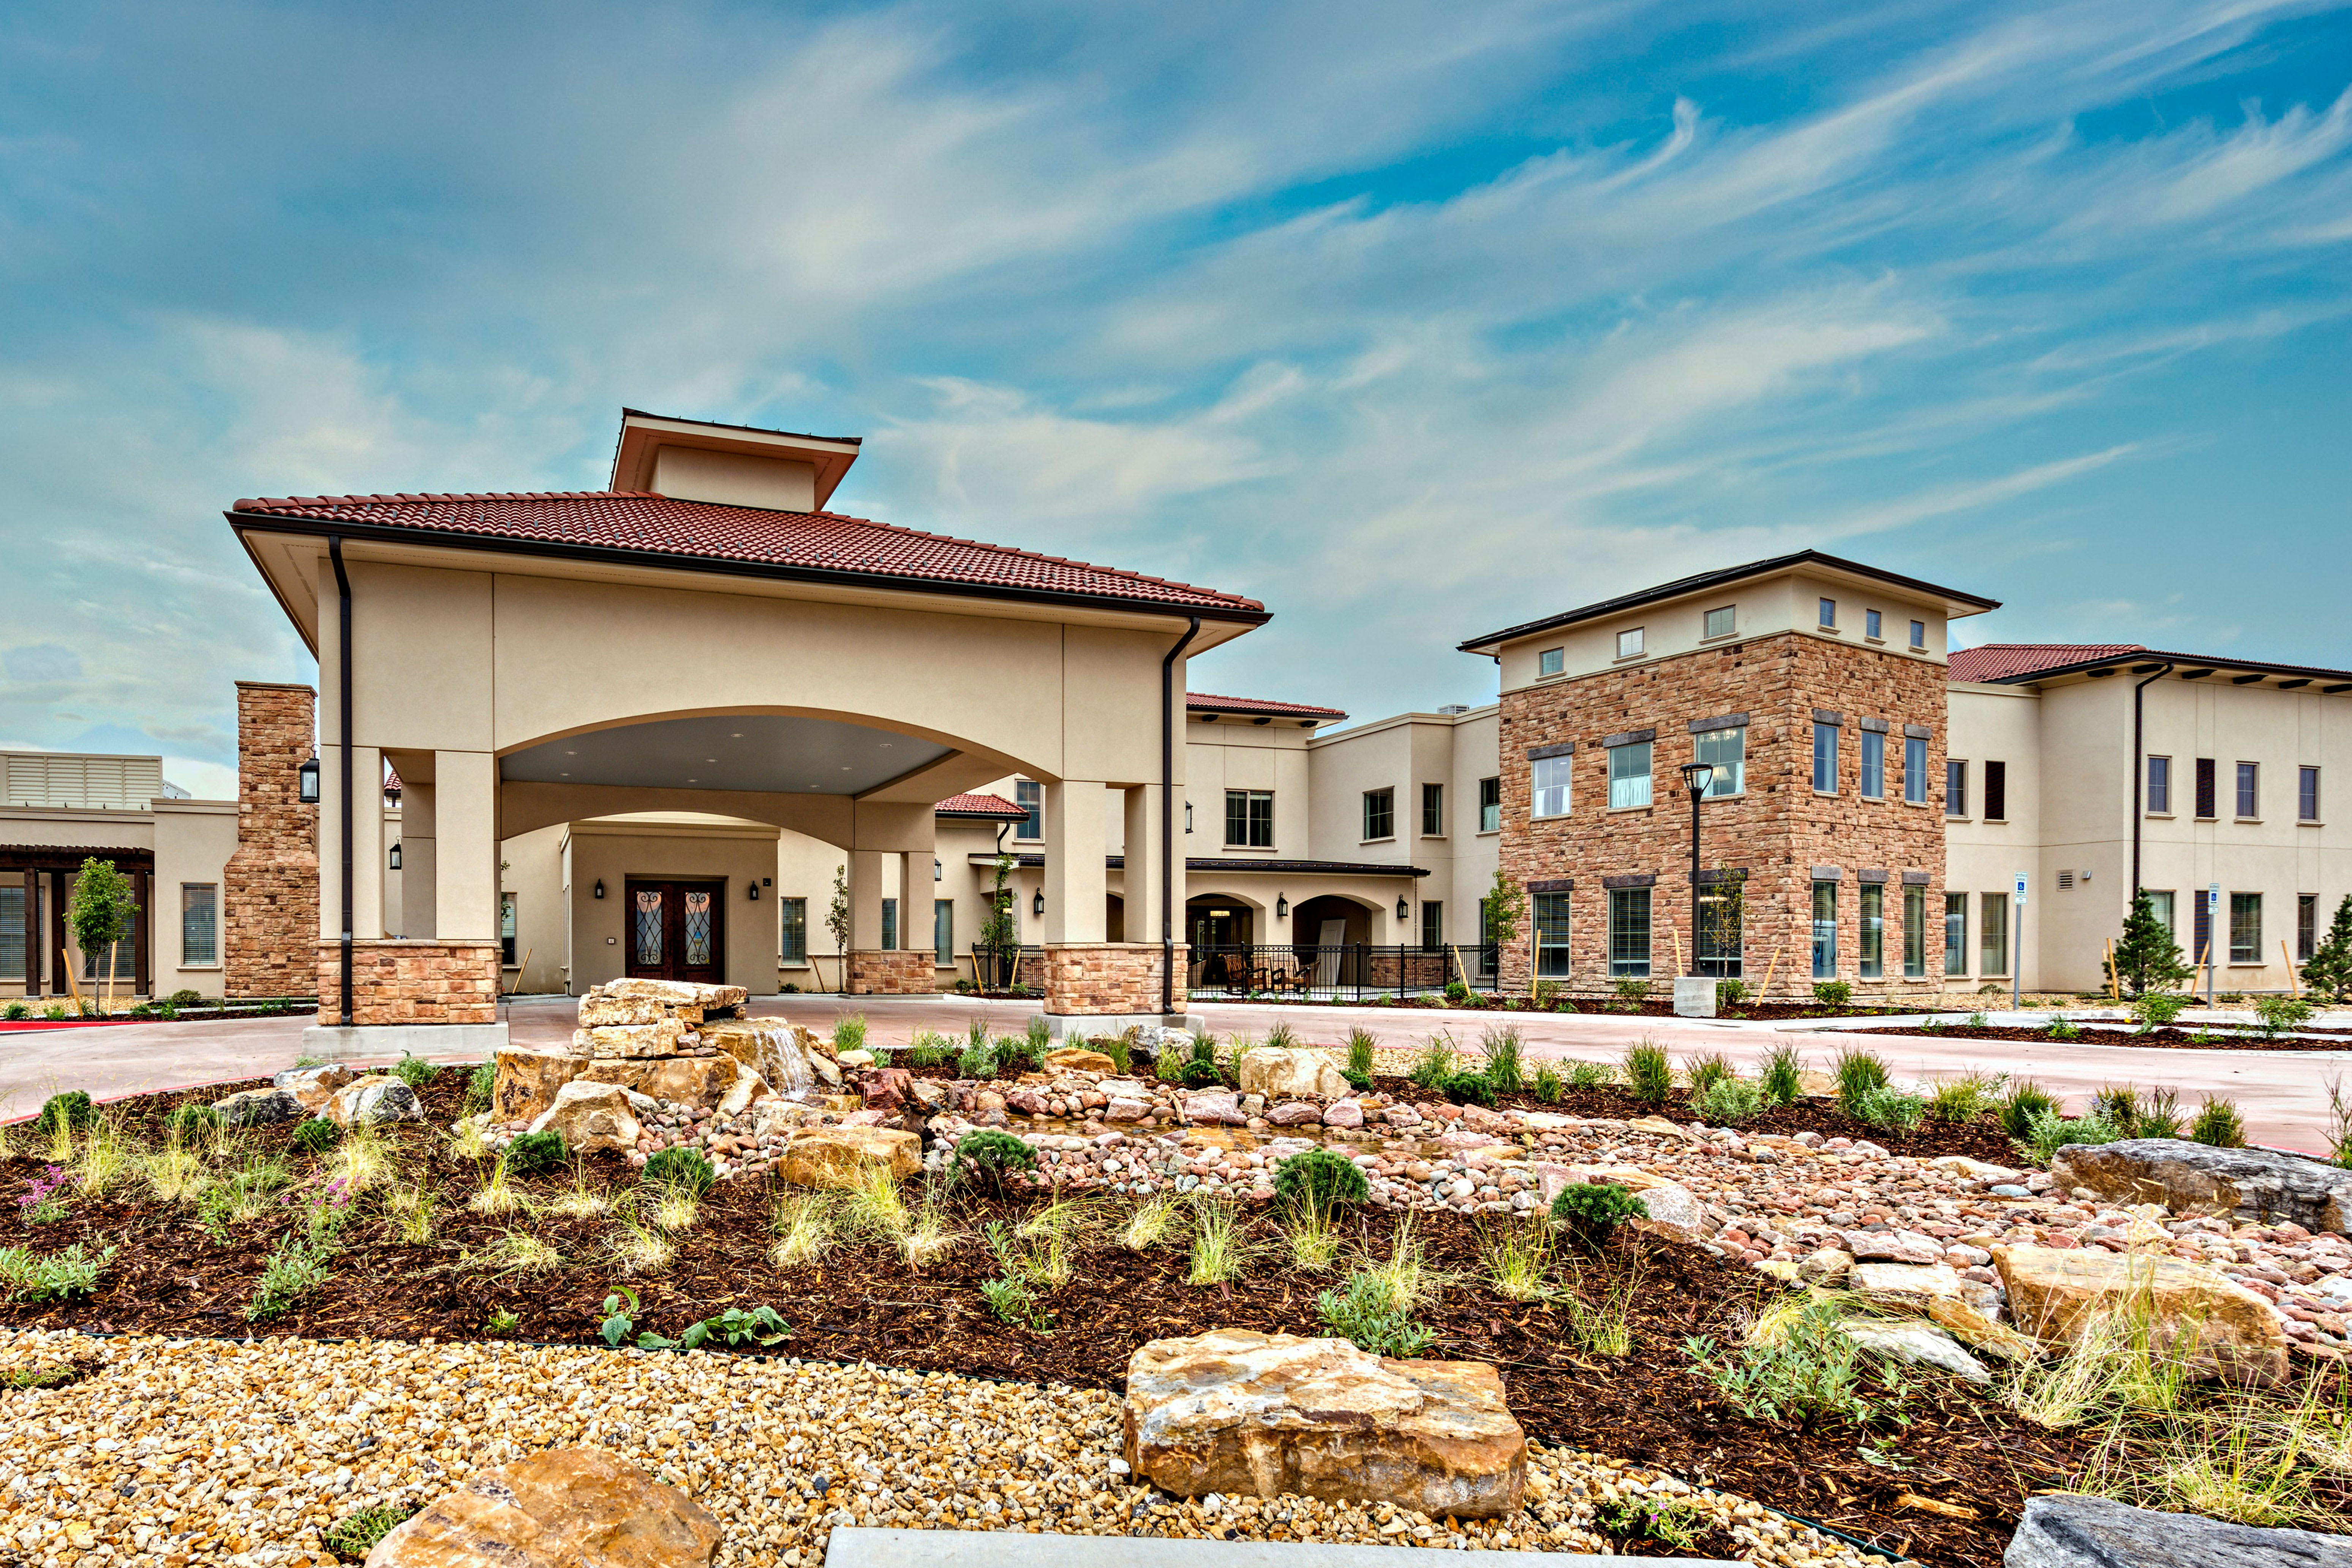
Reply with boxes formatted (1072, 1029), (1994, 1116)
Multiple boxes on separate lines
(388, 841), (401, 871)
(1396, 895), (1411, 922)
(934, 858), (943, 882)
(1033, 890), (1045, 917)
(748, 883), (761, 901)
(1275, 894), (1289, 918)
(593, 879), (606, 900)
(297, 755), (321, 804)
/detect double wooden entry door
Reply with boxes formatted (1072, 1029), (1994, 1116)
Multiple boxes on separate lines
(624, 879), (726, 984)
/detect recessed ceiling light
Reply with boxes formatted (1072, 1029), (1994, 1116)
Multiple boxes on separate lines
(730, 732), (743, 738)
(706, 757), (716, 762)
(565, 750), (577, 756)
(688, 777), (699, 783)
(840, 765), (851, 770)
(560, 771), (570, 777)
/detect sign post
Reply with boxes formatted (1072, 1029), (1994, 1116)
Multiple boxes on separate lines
(2012, 873), (2028, 1013)
(2207, 883), (2222, 1005)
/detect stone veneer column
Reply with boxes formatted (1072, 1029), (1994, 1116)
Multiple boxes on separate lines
(223, 682), (319, 1000)
(317, 938), (500, 1024)
(1041, 942), (1188, 1022)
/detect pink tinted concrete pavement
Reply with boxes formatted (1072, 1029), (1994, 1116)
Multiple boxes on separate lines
(6, 994), (2347, 1155)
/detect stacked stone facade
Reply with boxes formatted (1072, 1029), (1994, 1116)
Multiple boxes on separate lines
(1497, 631), (1946, 998)
(318, 938), (499, 1024)
(846, 948), (935, 996)
(1043, 942), (1188, 1016)
(224, 682), (319, 1000)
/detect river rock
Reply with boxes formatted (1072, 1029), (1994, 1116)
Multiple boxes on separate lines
(526, 1081), (644, 1155)
(1630, 1182), (1703, 1240)
(863, 1069), (914, 1110)
(1238, 1048), (1349, 1102)
(1843, 1322), (1991, 1384)
(1123, 1328), (1525, 1519)
(1322, 1099), (1364, 1130)
(367, 1444), (719, 1568)
(327, 1075), (423, 1128)
(272, 1064), (358, 1111)
(211, 1087), (303, 1128)
(1995, 1244), (2288, 1385)
(2003, 1492), (2352, 1567)
(2049, 1140), (2352, 1234)
(1851, 1262), (1966, 1311)
(1266, 1100), (1325, 1128)
(774, 1126), (922, 1188)
(1928, 1297), (2044, 1363)
(1845, 1229), (1945, 1265)
(1182, 1088), (1247, 1126)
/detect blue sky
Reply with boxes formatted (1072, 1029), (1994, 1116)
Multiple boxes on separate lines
(2, 0), (2347, 794)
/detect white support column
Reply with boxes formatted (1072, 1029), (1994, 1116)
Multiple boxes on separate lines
(399, 781), (436, 940)
(315, 743), (386, 939)
(435, 750), (499, 941)
(847, 850), (887, 951)
(1043, 781), (1108, 944)
(1122, 784), (1166, 943)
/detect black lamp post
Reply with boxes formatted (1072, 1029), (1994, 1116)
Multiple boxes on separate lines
(1679, 761), (1715, 975)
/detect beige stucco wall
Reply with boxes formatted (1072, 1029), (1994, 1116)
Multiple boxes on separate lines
(1178, 719), (1317, 860)
(153, 798), (239, 998)
(553, 817), (782, 994)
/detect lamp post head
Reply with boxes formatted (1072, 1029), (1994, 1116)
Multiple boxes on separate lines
(297, 754), (321, 805)
(1680, 761), (1716, 798)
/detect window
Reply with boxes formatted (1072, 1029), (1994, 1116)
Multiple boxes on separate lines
(1903, 884), (1926, 978)
(1904, 734), (1928, 805)
(1696, 882), (1742, 977)
(2230, 892), (2262, 964)
(1225, 789), (1274, 848)
(1819, 597), (1837, 629)
(2237, 762), (2259, 819)
(0, 883), (23, 980)
(2147, 756), (2171, 814)
(1946, 760), (1968, 817)
(1421, 781), (1445, 837)
(2301, 894), (2319, 961)
(934, 899), (953, 964)
(1984, 760), (2007, 821)
(1478, 776), (1500, 833)
(1704, 605), (1736, 639)
(1813, 724), (1839, 793)
(2194, 890), (2213, 967)
(881, 897), (898, 952)
(2146, 890), (2175, 940)
(1866, 609), (1883, 640)
(1859, 884), (1884, 978)
(1944, 893), (1966, 974)
(1531, 756), (1571, 819)
(780, 898), (808, 963)
(1015, 779), (1043, 841)
(2301, 767), (2321, 822)
(180, 884), (218, 967)
(1534, 891), (1572, 978)
(500, 891), (518, 966)
(2194, 758), (2216, 819)
(1694, 727), (1745, 796)
(1979, 893), (2008, 976)
(1909, 619), (1926, 650)
(1616, 627), (1644, 659)
(1608, 888), (1652, 978)
(1362, 787), (1395, 840)
(1811, 882), (1837, 978)
(1608, 739), (1653, 809)
(1860, 729), (1885, 800)
(1538, 647), (1564, 677)
(1421, 901), (1445, 950)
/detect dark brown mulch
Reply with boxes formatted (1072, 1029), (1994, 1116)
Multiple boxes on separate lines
(1856, 1022), (2352, 1051)
(0, 1076), (2109, 1567)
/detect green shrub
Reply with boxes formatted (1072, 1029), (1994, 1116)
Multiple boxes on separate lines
(1830, 1046), (1890, 1109)
(1407, 1035), (1457, 1090)
(1552, 1181), (1645, 1241)
(1682, 1051), (1734, 1096)
(291, 1118), (341, 1155)
(2190, 1096), (2247, 1148)
(1847, 1085), (1924, 1133)
(1442, 1070), (1497, 1107)
(953, 1130), (1038, 1192)
(2017, 1108), (2121, 1166)
(1315, 1271), (1434, 1357)
(35, 1092), (94, 1133)
(321, 1503), (421, 1562)
(1178, 1056), (1224, 1089)
(1026, 1015), (1051, 1053)
(1714, 978), (1750, 1008)
(247, 1236), (334, 1320)
(993, 1034), (1040, 1075)
(1, 1000), (25, 1020)
(1623, 1042), (1672, 1105)
(2254, 995), (2316, 1039)
(1684, 1295), (1879, 1429)
(392, 1053), (439, 1090)
(1480, 1024), (1526, 1093)
(1613, 977), (1650, 1003)
(1531, 1065), (1566, 1103)
(166, 1103), (220, 1140)
(906, 1031), (952, 1069)
(1691, 1076), (1763, 1126)
(833, 1014), (868, 1054)
(165, 988), (205, 1008)
(958, 1041), (997, 1079)
(2045, 1015), (2083, 1042)
(2130, 992), (2189, 1032)
(1812, 980), (1854, 1009)
(464, 1061), (496, 1113)
(1566, 1060), (1614, 1090)
(1097, 1034), (1134, 1074)
(640, 1147), (716, 1195)
(1759, 1043), (1804, 1106)
(1344, 1027), (1377, 1093)
(1924, 1073), (2001, 1124)
(1273, 1147), (1370, 1215)
(1998, 1081), (2059, 1140)
(504, 1129), (568, 1177)
(0, 1242), (117, 1303)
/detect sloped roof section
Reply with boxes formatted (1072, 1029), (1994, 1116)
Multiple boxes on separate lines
(1948, 644), (2147, 683)
(1187, 691), (1347, 719)
(934, 792), (1026, 819)
(228, 491), (1266, 621)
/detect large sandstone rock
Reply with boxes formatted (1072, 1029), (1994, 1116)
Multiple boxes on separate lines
(492, 1048), (746, 1122)
(2003, 1492), (2352, 1567)
(593, 978), (747, 1010)
(1994, 1244), (2288, 1385)
(1124, 1328), (1524, 1518)
(1238, 1048), (1348, 1102)
(366, 1445), (718, 1568)
(773, 1127), (922, 1188)
(574, 1021), (698, 1060)
(272, 1064), (357, 1111)
(1045, 1047), (1119, 1075)
(527, 1081), (644, 1155)
(212, 1087), (303, 1128)
(706, 1018), (834, 1091)
(1851, 1262), (1967, 1311)
(1630, 1182), (1704, 1241)
(328, 1075), (423, 1128)
(1843, 1322), (1991, 1384)
(2049, 1140), (2352, 1235)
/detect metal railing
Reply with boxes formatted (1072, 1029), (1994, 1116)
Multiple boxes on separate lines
(1185, 943), (1498, 1001)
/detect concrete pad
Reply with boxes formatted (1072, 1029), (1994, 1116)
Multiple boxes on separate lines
(1037, 1012), (1203, 1040)
(301, 1022), (509, 1059)
(823, 1529), (1731, 1568)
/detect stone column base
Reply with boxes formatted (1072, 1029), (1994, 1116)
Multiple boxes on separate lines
(1042, 942), (1188, 1018)
(317, 939), (500, 1025)
(847, 949), (936, 995)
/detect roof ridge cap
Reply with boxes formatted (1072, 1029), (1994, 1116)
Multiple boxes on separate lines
(807, 509), (1261, 610)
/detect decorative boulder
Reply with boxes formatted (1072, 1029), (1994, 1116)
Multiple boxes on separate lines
(573, 1021), (697, 1060)
(527, 1081), (644, 1155)
(327, 1075), (423, 1128)
(2049, 1140), (2352, 1235)
(714, 1067), (770, 1120)
(493, 1048), (746, 1123)
(1628, 1182), (1704, 1241)
(773, 1127), (922, 1189)
(1842, 1322), (1991, 1384)
(272, 1064), (358, 1111)
(1181, 1088), (1246, 1126)
(863, 1069), (913, 1110)
(211, 1087), (303, 1128)
(1045, 1047), (1119, 1074)
(1850, 1262), (1967, 1312)
(2003, 1492), (2352, 1567)
(1994, 1244), (2288, 1385)
(1238, 1048), (1349, 1102)
(1266, 1101), (1325, 1128)
(366, 1445), (718, 1568)
(1321, 1099), (1364, 1130)
(1124, 1328), (1525, 1518)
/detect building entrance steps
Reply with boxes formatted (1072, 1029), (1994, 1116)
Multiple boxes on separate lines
(823, 1529), (1732, 1568)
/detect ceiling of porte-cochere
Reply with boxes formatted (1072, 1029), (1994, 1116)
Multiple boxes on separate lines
(499, 714), (952, 795)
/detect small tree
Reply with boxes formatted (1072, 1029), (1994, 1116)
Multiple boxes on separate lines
(1484, 867), (1526, 953)
(2305, 894), (2352, 1004)
(825, 863), (851, 994)
(67, 857), (139, 1016)
(977, 851), (1018, 986)
(2107, 889), (2194, 998)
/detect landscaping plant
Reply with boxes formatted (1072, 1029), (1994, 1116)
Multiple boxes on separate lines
(2046, 1015), (2083, 1041)
(2303, 893), (2352, 1002)
(1691, 1075), (1762, 1126)
(1847, 1085), (1925, 1134)
(17, 1165), (71, 1224)
(1551, 1180), (1644, 1246)
(503, 1129), (569, 1178)
(164, 1103), (220, 1142)
(321, 1505), (421, 1562)
(1442, 1069), (1497, 1106)
(292, 1117), (341, 1155)
(596, 1287), (642, 1346)
(66, 855), (138, 1015)
(906, 1031), (952, 1068)
(770, 1191), (838, 1267)
(640, 1146), (716, 1196)
(1530, 1064), (1566, 1103)
(1683, 1294), (1884, 1433)
(953, 1130), (1039, 1193)
(1622, 1041), (1672, 1106)
(2108, 890), (2196, 998)
(1272, 1147), (1369, 1216)
(1185, 1201), (1249, 1285)
(1344, 1027), (1377, 1093)
(1264, 1020), (1298, 1048)
(958, 1039), (997, 1079)
(35, 1091), (94, 1135)
(1812, 980), (1854, 1010)
(833, 1014), (868, 1054)
(2190, 1096), (2248, 1148)
(248, 1236), (335, 1320)
(2017, 1107), (2122, 1165)
(1715, 978), (1750, 1010)
(1119, 1195), (1180, 1251)
(1998, 1081), (2060, 1140)
(464, 1061), (496, 1113)
(1566, 1059), (1614, 1091)
(2254, 994), (2316, 1040)
(1315, 1270), (1435, 1356)
(393, 1052), (439, 1089)
(1924, 1073), (2001, 1125)
(1177, 1033), (1223, 1088)
(1682, 1051), (1734, 1096)
(1830, 1045), (1890, 1110)
(1479, 1024), (1526, 1093)
(1407, 1034), (1457, 1090)
(2129, 991), (2188, 1034)
(1283, 1206), (1344, 1272)
(1477, 1215), (1556, 1302)
(0, 1241), (115, 1303)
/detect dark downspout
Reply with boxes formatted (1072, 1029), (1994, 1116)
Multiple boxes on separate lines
(2130, 662), (2174, 898)
(1162, 616), (1202, 1019)
(330, 537), (354, 1027)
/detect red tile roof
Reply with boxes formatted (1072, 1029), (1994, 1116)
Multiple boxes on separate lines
(1947, 644), (2146, 683)
(228, 490), (1265, 620)
(1186, 691), (1347, 719)
(934, 792), (1026, 819)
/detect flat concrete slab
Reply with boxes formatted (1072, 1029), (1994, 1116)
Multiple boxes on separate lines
(301, 1022), (509, 1057)
(823, 1528), (1731, 1568)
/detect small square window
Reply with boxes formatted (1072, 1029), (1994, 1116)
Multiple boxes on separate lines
(1819, 597), (1837, 629)
(1616, 627), (1644, 659)
(1866, 609), (1882, 640)
(1538, 647), (1564, 677)
(1362, 787), (1395, 840)
(1704, 605), (1735, 639)
(1909, 619), (1926, 649)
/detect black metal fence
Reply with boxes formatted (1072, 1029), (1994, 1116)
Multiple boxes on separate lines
(1184, 943), (1500, 1001)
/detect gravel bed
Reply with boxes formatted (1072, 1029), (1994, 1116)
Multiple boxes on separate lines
(0, 1329), (1893, 1568)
